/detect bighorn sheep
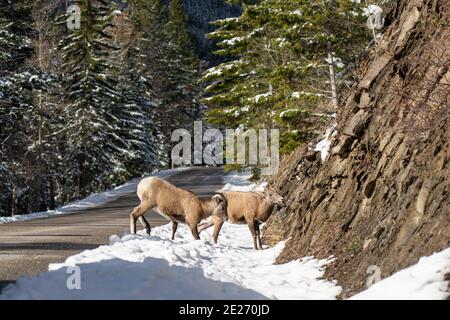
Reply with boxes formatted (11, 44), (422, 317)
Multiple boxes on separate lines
(196, 194), (228, 243)
(198, 186), (284, 249)
(129, 177), (226, 241)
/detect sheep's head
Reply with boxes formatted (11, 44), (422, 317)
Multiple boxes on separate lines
(263, 185), (284, 207)
(211, 193), (228, 218)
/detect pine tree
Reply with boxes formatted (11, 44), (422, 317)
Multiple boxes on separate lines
(1, 0), (210, 216)
(111, 9), (163, 177)
(115, 54), (162, 177)
(0, 69), (34, 216)
(202, 0), (369, 153)
(160, 0), (202, 132)
(0, 0), (34, 71)
(0, 0), (36, 216)
(132, 0), (202, 162)
(58, 0), (127, 199)
(23, 71), (62, 213)
(1, 0), (65, 216)
(128, 0), (171, 167)
(25, 1), (66, 213)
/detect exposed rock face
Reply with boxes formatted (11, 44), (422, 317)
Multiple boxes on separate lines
(263, 0), (449, 298)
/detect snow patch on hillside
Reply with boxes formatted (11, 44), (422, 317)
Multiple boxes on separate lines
(314, 125), (337, 162)
(350, 248), (450, 300)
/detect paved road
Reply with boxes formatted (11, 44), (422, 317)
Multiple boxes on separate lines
(0, 167), (224, 293)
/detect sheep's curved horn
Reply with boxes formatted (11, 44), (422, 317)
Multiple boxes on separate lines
(212, 193), (226, 204)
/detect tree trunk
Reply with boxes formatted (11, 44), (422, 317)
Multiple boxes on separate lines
(35, 95), (43, 211)
(31, 8), (47, 213)
(11, 183), (17, 217)
(365, 0), (379, 44)
(77, 158), (83, 199)
(49, 175), (56, 210)
(327, 50), (339, 109)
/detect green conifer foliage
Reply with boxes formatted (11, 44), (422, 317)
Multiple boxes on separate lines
(202, 0), (368, 153)
(0, 0), (36, 215)
(58, 0), (127, 198)
(161, 0), (202, 128)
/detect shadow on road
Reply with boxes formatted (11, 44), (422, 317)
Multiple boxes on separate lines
(0, 281), (14, 294)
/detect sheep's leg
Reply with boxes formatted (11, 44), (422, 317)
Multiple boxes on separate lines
(198, 220), (214, 234)
(171, 221), (178, 240)
(139, 216), (151, 235)
(129, 206), (142, 234)
(247, 221), (258, 250)
(130, 204), (152, 234)
(255, 222), (263, 250)
(188, 223), (201, 240)
(212, 217), (224, 244)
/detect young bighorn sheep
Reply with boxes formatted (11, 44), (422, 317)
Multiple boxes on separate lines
(129, 177), (226, 241)
(198, 186), (284, 249)
(197, 194), (228, 244)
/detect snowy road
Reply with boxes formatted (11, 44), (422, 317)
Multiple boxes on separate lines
(0, 167), (224, 293)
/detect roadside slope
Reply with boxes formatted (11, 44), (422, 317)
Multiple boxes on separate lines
(263, 0), (450, 297)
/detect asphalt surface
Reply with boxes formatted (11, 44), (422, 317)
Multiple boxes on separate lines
(0, 167), (224, 293)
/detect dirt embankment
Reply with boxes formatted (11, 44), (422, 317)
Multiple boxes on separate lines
(263, 0), (450, 298)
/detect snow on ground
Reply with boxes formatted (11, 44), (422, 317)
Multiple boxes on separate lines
(219, 170), (267, 192)
(350, 248), (450, 300)
(0, 223), (341, 300)
(2, 170), (447, 300)
(0, 168), (188, 225)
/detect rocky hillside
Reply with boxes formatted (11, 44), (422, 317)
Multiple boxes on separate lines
(263, 0), (449, 298)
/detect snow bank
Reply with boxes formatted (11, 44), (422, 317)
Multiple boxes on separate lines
(0, 168), (188, 225)
(0, 171), (341, 300)
(0, 223), (341, 300)
(350, 248), (450, 300)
